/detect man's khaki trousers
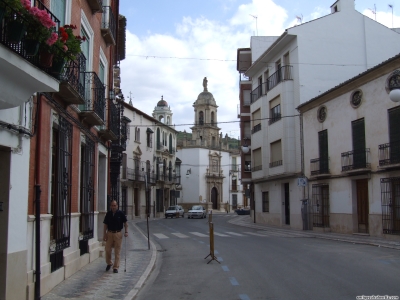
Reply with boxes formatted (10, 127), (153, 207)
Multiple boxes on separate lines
(105, 231), (123, 269)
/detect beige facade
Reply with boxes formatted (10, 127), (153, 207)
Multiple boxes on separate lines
(298, 54), (400, 240)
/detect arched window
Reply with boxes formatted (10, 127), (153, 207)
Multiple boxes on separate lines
(211, 111), (215, 126)
(156, 128), (161, 150)
(169, 134), (172, 153)
(199, 111), (204, 125)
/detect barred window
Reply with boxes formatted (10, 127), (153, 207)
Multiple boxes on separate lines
(381, 177), (400, 235)
(262, 192), (269, 212)
(311, 184), (330, 227)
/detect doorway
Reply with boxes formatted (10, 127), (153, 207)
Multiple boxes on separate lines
(284, 183), (290, 225)
(134, 188), (139, 217)
(356, 179), (369, 233)
(211, 187), (218, 209)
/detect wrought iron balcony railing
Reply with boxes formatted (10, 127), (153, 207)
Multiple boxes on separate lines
(269, 160), (282, 168)
(0, 0), (61, 77)
(174, 175), (181, 185)
(341, 149), (370, 171)
(266, 65), (293, 92)
(55, 54), (86, 104)
(310, 158), (330, 176)
(268, 113), (281, 125)
(244, 162), (251, 172)
(250, 82), (266, 104)
(101, 6), (116, 45)
(79, 71), (105, 125)
(379, 141), (400, 166)
(98, 99), (119, 141)
(252, 123), (261, 134)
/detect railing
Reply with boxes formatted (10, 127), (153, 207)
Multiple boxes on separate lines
(230, 165), (239, 172)
(268, 113), (281, 125)
(379, 141), (400, 166)
(266, 65), (292, 92)
(269, 160), (282, 168)
(101, 6), (116, 44)
(157, 142), (163, 151)
(310, 158), (330, 176)
(123, 167), (145, 182)
(174, 175), (181, 185)
(252, 123), (261, 134)
(81, 71), (105, 121)
(341, 149), (370, 171)
(58, 53), (86, 96)
(252, 165), (262, 172)
(250, 82), (266, 104)
(0, 0), (61, 77)
(108, 99), (119, 137)
(169, 147), (176, 155)
(244, 162), (251, 172)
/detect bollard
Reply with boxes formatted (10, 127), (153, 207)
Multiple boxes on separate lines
(204, 221), (220, 264)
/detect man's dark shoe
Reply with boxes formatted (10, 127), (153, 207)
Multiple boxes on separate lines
(106, 264), (112, 271)
(113, 269), (118, 273)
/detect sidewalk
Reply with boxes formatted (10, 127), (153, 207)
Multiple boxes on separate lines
(42, 219), (156, 300)
(228, 215), (400, 250)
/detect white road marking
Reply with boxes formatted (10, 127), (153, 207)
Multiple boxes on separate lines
(244, 231), (268, 237)
(225, 232), (245, 236)
(213, 232), (230, 237)
(153, 233), (169, 239)
(171, 233), (189, 238)
(189, 232), (209, 237)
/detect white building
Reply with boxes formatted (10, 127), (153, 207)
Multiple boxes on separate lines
(177, 79), (243, 212)
(298, 53), (400, 239)
(238, 0), (400, 229)
(122, 97), (179, 219)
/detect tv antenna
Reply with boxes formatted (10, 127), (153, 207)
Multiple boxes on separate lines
(296, 14), (303, 24)
(369, 4), (376, 21)
(389, 4), (394, 28)
(249, 14), (258, 36)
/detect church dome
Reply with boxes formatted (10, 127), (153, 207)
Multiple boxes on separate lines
(157, 96), (168, 107)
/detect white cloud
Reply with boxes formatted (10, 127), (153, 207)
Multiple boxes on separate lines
(121, 2), (272, 136)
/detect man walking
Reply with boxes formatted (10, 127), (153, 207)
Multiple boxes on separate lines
(103, 200), (128, 273)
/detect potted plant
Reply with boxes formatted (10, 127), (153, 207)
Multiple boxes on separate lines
(3, 0), (26, 43)
(48, 24), (86, 74)
(21, 0), (56, 56)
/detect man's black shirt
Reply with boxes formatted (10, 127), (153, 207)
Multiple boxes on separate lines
(103, 210), (127, 231)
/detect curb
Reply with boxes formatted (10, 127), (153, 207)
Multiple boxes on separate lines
(124, 222), (157, 300)
(228, 216), (400, 251)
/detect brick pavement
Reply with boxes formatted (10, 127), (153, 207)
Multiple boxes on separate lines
(42, 219), (156, 300)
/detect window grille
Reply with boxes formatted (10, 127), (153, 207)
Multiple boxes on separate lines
(80, 137), (95, 242)
(380, 177), (400, 235)
(311, 184), (330, 227)
(50, 116), (72, 272)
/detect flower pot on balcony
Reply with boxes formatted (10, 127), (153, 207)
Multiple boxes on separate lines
(6, 20), (27, 44)
(39, 50), (54, 68)
(24, 39), (40, 56)
(50, 58), (66, 76)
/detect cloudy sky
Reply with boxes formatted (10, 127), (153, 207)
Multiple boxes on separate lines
(119, 0), (398, 137)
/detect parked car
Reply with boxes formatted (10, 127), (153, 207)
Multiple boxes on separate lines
(235, 208), (250, 215)
(165, 205), (185, 218)
(188, 205), (206, 219)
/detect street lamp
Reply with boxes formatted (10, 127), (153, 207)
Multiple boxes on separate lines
(241, 138), (250, 154)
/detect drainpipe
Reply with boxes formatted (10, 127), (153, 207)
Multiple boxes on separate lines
(34, 95), (42, 300)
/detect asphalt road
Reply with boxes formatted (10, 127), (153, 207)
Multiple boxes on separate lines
(134, 214), (400, 300)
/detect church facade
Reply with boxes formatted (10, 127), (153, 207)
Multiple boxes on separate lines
(177, 78), (244, 212)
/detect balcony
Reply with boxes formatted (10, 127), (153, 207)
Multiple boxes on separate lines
(266, 65), (292, 92)
(310, 158), (330, 176)
(54, 54), (86, 105)
(250, 82), (266, 104)
(0, 0), (60, 109)
(252, 123), (261, 134)
(379, 141), (400, 168)
(99, 100), (119, 141)
(269, 160), (282, 168)
(86, 0), (103, 13)
(101, 6), (116, 45)
(341, 149), (371, 172)
(79, 72), (105, 126)
(122, 168), (145, 182)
